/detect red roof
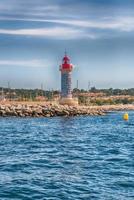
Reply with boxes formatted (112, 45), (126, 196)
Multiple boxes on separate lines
(63, 55), (70, 63)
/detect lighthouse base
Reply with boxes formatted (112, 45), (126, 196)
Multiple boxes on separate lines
(59, 97), (78, 106)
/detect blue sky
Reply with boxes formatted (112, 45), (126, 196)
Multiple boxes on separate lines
(0, 0), (134, 89)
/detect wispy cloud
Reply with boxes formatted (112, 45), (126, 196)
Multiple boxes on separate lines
(0, 59), (45, 67)
(0, 16), (134, 32)
(0, 0), (134, 36)
(46, 18), (134, 32)
(0, 27), (96, 39)
(0, 16), (134, 40)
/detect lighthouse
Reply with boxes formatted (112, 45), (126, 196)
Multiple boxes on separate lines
(59, 52), (78, 106)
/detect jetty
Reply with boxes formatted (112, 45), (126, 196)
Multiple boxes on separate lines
(0, 102), (134, 117)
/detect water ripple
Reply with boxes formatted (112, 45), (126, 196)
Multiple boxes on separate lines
(0, 112), (134, 199)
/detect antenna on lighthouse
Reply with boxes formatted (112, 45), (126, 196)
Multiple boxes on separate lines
(65, 49), (67, 56)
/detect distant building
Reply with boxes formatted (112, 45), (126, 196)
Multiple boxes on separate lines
(35, 96), (47, 101)
(0, 89), (6, 101)
(0, 96), (6, 101)
(6, 91), (18, 101)
(77, 92), (105, 98)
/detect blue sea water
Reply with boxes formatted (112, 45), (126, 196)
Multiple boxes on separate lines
(0, 112), (134, 200)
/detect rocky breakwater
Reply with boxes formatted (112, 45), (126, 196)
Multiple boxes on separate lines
(0, 104), (105, 117)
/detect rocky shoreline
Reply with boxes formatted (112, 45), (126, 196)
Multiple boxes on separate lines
(0, 103), (134, 117)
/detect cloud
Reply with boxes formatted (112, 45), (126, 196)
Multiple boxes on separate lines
(0, 16), (134, 33)
(38, 18), (134, 32)
(0, 59), (45, 67)
(0, 0), (134, 35)
(0, 1), (134, 42)
(0, 27), (96, 39)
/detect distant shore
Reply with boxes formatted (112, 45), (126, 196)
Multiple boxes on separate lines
(0, 101), (134, 117)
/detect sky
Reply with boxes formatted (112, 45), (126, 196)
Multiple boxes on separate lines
(0, 0), (134, 89)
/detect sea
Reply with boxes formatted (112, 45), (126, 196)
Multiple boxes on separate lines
(0, 111), (134, 200)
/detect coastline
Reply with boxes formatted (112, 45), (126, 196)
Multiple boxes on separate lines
(0, 102), (133, 117)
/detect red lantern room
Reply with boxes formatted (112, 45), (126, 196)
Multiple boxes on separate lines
(60, 53), (73, 72)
